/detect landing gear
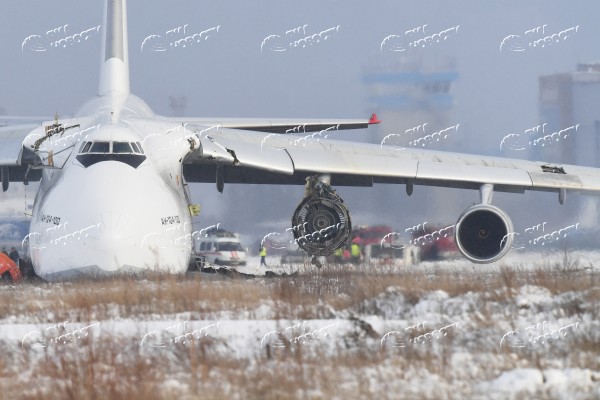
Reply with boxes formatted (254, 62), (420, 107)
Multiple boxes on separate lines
(291, 176), (351, 260)
(311, 256), (323, 268)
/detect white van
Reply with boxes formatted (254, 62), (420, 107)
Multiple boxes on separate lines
(193, 229), (246, 266)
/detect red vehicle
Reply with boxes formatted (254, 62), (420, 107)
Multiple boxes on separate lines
(352, 225), (396, 247)
(352, 224), (458, 263)
(351, 225), (404, 262)
(0, 253), (22, 283)
(410, 225), (458, 261)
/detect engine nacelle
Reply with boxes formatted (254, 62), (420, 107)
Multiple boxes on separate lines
(455, 204), (513, 263)
(291, 196), (351, 256)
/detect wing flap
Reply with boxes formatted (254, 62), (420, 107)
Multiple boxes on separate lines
(198, 136), (236, 164)
(528, 164), (600, 193)
(286, 141), (418, 177)
(207, 130), (294, 174)
(417, 161), (533, 187)
(528, 171), (582, 189)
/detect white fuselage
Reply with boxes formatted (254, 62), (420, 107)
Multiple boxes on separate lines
(27, 95), (195, 280)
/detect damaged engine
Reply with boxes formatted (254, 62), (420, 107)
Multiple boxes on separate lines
(291, 176), (351, 258)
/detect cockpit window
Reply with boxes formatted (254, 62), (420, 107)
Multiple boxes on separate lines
(112, 142), (133, 154)
(89, 141), (110, 153)
(76, 140), (147, 168)
(82, 142), (92, 153)
(78, 141), (144, 154)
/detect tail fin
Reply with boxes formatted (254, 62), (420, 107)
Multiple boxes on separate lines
(98, 0), (130, 96)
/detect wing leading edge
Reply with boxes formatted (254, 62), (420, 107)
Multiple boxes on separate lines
(160, 113), (381, 134)
(182, 125), (600, 197)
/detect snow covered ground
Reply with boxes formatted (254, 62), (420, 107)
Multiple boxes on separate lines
(232, 248), (600, 276)
(0, 250), (599, 399)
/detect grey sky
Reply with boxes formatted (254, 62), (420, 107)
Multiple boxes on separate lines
(1, 1), (599, 246)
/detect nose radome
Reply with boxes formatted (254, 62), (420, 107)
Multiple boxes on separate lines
(97, 211), (134, 242)
(83, 211), (136, 271)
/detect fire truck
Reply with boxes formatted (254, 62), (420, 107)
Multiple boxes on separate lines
(350, 224), (458, 265)
(348, 225), (409, 265)
(409, 224), (458, 261)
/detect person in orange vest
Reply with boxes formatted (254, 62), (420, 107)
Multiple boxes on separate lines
(259, 246), (268, 267)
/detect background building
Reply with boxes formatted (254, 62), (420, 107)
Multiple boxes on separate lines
(363, 57), (459, 147)
(538, 63), (600, 167)
(538, 63), (600, 227)
(360, 57), (465, 227)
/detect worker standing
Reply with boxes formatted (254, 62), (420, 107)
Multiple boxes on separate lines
(9, 247), (19, 267)
(259, 246), (267, 267)
(333, 248), (343, 264)
(351, 242), (361, 265)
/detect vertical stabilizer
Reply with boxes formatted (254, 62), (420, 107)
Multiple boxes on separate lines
(98, 0), (130, 96)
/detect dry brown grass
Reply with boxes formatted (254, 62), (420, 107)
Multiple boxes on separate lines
(0, 261), (597, 323)
(0, 274), (272, 322)
(5, 334), (595, 400)
(1, 260), (598, 399)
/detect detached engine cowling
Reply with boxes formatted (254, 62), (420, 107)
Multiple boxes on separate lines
(455, 204), (514, 263)
(291, 176), (351, 257)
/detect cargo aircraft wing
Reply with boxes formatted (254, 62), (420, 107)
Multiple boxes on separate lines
(181, 124), (600, 196)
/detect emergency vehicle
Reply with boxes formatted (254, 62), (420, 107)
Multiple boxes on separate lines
(193, 228), (246, 267)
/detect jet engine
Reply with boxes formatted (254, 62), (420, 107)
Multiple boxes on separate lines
(291, 176), (351, 257)
(455, 204), (513, 263)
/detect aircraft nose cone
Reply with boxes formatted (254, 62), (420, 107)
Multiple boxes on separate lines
(82, 211), (135, 271)
(96, 211), (134, 242)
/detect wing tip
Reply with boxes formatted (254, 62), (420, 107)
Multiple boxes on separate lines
(368, 113), (381, 125)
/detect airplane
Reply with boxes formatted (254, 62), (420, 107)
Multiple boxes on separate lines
(1, 0), (600, 281)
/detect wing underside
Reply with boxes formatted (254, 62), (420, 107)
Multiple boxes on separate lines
(0, 124), (44, 190)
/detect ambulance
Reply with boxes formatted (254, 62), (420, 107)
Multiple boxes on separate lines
(193, 228), (246, 266)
